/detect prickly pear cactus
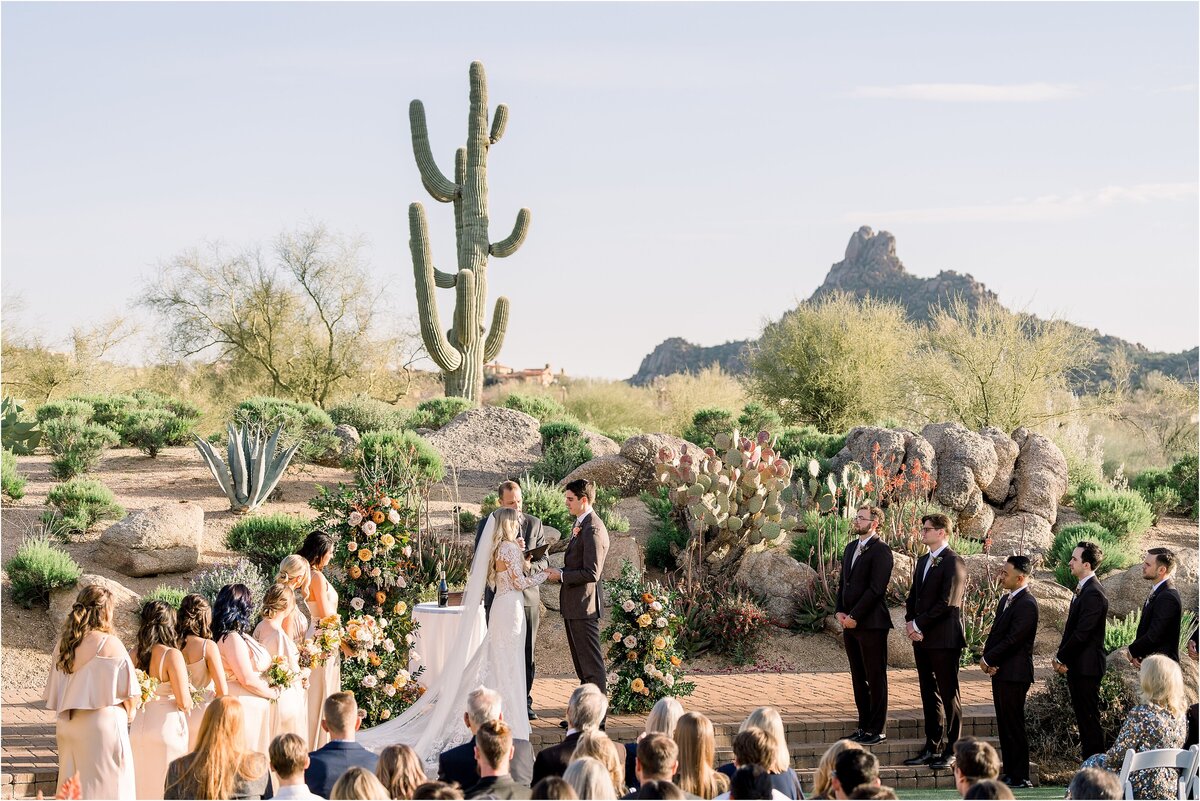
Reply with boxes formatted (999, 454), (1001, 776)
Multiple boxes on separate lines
(655, 429), (800, 573)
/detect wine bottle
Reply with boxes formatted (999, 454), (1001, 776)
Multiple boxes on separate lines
(437, 570), (449, 608)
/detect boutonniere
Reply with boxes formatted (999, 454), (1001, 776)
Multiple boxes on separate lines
(572, 526), (581, 538)
(930, 555), (943, 568)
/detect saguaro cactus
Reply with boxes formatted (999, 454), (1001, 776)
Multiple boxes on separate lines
(409, 61), (530, 405)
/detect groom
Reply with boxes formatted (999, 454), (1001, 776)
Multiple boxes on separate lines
(545, 478), (610, 723)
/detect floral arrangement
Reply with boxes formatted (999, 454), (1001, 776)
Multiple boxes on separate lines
(188, 682), (208, 706)
(261, 655), (301, 697)
(344, 613), (388, 661)
(601, 560), (695, 713)
(307, 614), (343, 666)
(134, 669), (159, 709)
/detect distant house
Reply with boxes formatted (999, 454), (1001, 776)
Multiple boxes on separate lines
(484, 362), (559, 387)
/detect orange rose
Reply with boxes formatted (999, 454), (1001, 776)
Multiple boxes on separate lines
(369, 653), (382, 666)
(670, 655), (681, 667)
(349, 565), (362, 579)
(372, 510), (385, 524)
(375, 591), (387, 604)
(391, 499), (401, 510)
(642, 593), (655, 604)
(627, 650), (638, 661)
(358, 548), (373, 562)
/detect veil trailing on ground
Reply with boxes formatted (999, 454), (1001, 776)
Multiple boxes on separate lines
(356, 515), (496, 764)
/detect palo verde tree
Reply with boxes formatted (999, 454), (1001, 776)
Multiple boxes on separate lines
(409, 61), (530, 405)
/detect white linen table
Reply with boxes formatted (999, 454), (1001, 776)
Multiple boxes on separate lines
(409, 601), (487, 687)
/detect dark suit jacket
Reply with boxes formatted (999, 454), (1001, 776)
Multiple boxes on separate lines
(1129, 581), (1182, 662)
(475, 512), (549, 610)
(905, 547), (967, 649)
(464, 774), (532, 800)
(531, 731), (580, 785)
(835, 535), (895, 630)
(1056, 576), (1109, 677)
(304, 740), (379, 799)
(982, 588), (1039, 683)
(560, 511), (610, 620)
(439, 738), (534, 788)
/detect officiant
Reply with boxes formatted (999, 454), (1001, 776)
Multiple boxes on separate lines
(475, 479), (549, 721)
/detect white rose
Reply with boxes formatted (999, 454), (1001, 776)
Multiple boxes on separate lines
(664, 674), (675, 688)
(377, 619), (388, 629)
(381, 496), (392, 507)
(361, 520), (377, 536)
(612, 632), (623, 643)
(370, 567), (382, 577)
(396, 669), (410, 684)
(384, 684), (397, 697)
(655, 617), (668, 628)
(396, 575), (407, 589)
(377, 669), (386, 677)
(350, 597), (365, 611)
(348, 512), (363, 527)
(410, 652), (421, 663)
(388, 509), (401, 524)
(607, 672), (619, 685)
(362, 675), (377, 688)
(403, 545), (412, 558)
(623, 635), (637, 649)
(347, 541), (358, 552)
(622, 599), (636, 613)
(650, 601), (663, 612)
(356, 630), (372, 643)
(644, 663), (655, 676)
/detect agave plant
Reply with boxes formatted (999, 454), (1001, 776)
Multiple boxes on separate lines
(193, 424), (299, 514)
(2, 398), (43, 455)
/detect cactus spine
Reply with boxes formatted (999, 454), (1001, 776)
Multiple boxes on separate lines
(410, 61), (529, 405)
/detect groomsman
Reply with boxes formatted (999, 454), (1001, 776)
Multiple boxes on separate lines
(1127, 547), (1182, 665)
(1054, 540), (1109, 761)
(836, 504), (895, 745)
(980, 555), (1039, 789)
(903, 513), (967, 771)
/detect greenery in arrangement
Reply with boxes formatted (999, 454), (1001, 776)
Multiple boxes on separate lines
(503, 393), (576, 424)
(189, 558), (270, 608)
(327, 396), (409, 435)
(6, 535), (82, 607)
(41, 479), (126, 538)
(194, 423), (300, 514)
(1026, 668), (1136, 772)
(234, 397), (338, 464)
(1074, 487), (1155, 539)
(1104, 609), (1141, 654)
(1047, 523), (1139, 589)
(601, 561), (695, 713)
(43, 418), (120, 480)
(225, 513), (313, 575)
(1, 398), (43, 455)
(641, 487), (690, 570)
(142, 584), (187, 609)
(406, 397), (473, 430)
(357, 429), (445, 488)
(2, 449), (27, 501)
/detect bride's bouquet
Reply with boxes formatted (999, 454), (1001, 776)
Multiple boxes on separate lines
(344, 613), (387, 662)
(261, 656), (301, 699)
(133, 669), (159, 710)
(308, 614), (343, 666)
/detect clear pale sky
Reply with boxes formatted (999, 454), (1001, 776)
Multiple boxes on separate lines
(3, 2), (1197, 381)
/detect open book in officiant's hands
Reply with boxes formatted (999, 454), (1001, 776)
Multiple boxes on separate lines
(524, 543), (550, 561)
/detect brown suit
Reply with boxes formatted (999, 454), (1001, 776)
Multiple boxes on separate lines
(560, 510), (609, 692)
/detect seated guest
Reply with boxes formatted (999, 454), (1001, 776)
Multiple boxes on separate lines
(830, 751), (879, 801)
(848, 788), (896, 800)
(564, 757), (617, 800)
(1081, 654), (1188, 800)
(626, 698), (685, 793)
(440, 687), (535, 788)
(962, 780), (1013, 800)
(414, 781), (467, 800)
(810, 741), (863, 800)
(270, 733), (321, 800)
(716, 728), (798, 800)
(725, 765), (774, 800)
(329, 766), (389, 800)
(305, 692), (379, 799)
(530, 776), (578, 799)
(1066, 767), (1122, 800)
(165, 697), (270, 800)
(465, 719), (531, 800)
(718, 708), (803, 799)
(636, 779), (687, 800)
(674, 712), (729, 799)
(377, 744), (425, 800)
(620, 734), (690, 800)
(573, 730), (627, 796)
(952, 738), (1000, 798)
(532, 684), (607, 784)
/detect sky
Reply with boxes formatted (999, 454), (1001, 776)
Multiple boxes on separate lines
(3, 1), (1197, 381)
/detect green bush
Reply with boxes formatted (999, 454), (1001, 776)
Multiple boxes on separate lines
(737, 403), (783, 438)
(1105, 608), (1141, 654)
(68, 394), (137, 429)
(120, 408), (176, 457)
(43, 418), (119, 479)
(6, 535), (82, 607)
(1027, 667), (1136, 773)
(682, 408), (735, 450)
(1076, 487), (1155, 539)
(479, 473), (622, 538)
(35, 399), (94, 424)
(2, 449), (27, 501)
(1170, 455), (1198, 519)
(641, 487), (689, 570)
(503, 394), (573, 423)
(41, 479), (126, 538)
(234, 397), (337, 464)
(408, 397), (473, 430)
(594, 485), (630, 533)
(527, 434), (593, 484)
(539, 421), (583, 449)
(225, 513), (311, 575)
(790, 510), (853, 568)
(1048, 523), (1140, 589)
(358, 429), (445, 486)
(602, 426), (641, 445)
(189, 558), (269, 608)
(774, 426), (848, 463)
(327, 396), (409, 434)
(143, 584), (187, 609)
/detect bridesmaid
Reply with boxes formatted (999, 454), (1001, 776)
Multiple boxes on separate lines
(213, 584), (277, 755)
(253, 582), (309, 741)
(177, 594), (228, 749)
(275, 555), (311, 644)
(43, 584), (138, 799)
(131, 600), (193, 800)
(297, 530), (341, 750)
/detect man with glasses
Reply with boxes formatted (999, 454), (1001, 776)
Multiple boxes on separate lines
(836, 504), (895, 745)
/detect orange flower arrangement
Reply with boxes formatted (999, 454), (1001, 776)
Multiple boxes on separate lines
(371, 510), (385, 524)
(349, 565), (362, 579)
(375, 591), (387, 604)
(641, 592), (655, 603)
(358, 548), (373, 562)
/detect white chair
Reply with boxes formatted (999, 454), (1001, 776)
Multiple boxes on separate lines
(1116, 745), (1199, 800)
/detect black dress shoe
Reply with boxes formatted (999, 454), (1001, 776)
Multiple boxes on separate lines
(857, 732), (887, 745)
(929, 754), (956, 771)
(903, 749), (936, 766)
(848, 728), (866, 742)
(1003, 778), (1033, 789)
(527, 710), (539, 721)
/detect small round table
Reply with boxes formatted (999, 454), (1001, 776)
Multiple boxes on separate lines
(410, 601), (487, 687)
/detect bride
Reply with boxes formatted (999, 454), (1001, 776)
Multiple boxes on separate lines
(357, 507), (549, 766)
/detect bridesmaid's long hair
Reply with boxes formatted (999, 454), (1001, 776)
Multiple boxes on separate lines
(296, 530), (335, 569)
(56, 584), (114, 674)
(211, 584), (254, 643)
(487, 507), (521, 589)
(167, 696), (265, 799)
(177, 593), (214, 642)
(135, 599), (180, 671)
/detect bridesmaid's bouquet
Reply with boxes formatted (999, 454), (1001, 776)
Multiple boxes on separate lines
(133, 669), (159, 710)
(344, 613), (387, 662)
(261, 656), (301, 700)
(308, 614), (344, 666)
(188, 682), (208, 706)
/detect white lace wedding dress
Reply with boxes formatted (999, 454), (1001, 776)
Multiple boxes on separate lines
(357, 519), (546, 771)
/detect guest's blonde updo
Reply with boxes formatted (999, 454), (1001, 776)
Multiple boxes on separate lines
(276, 554), (311, 591)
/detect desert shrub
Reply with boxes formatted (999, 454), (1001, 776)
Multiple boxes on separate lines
(682, 408), (735, 450)
(641, 487), (689, 570)
(602, 426), (642, 444)
(562, 380), (667, 438)
(1027, 667), (1136, 774)
(68, 393), (137, 429)
(120, 408), (177, 457)
(142, 584), (187, 609)
(2, 449), (27, 501)
(504, 393), (574, 423)
(1075, 487), (1155, 539)
(737, 403), (783, 437)
(961, 574), (1003, 666)
(327, 396), (408, 434)
(1048, 523), (1139, 588)
(594, 486), (630, 533)
(708, 589), (772, 665)
(407, 397), (472, 430)
(43, 418), (119, 479)
(6, 534), (82, 607)
(1105, 609), (1141, 654)
(35, 399), (95, 424)
(357, 429), (445, 487)
(1169, 454), (1198, 519)
(132, 394), (201, 445)
(539, 421), (583, 449)
(41, 479), (126, 538)
(225, 513), (312, 575)
(1143, 486), (1184, 524)
(457, 509), (479, 534)
(189, 558), (270, 608)
(774, 426), (847, 464)
(234, 397), (337, 464)
(655, 366), (749, 437)
(790, 511), (853, 569)
(527, 433), (592, 484)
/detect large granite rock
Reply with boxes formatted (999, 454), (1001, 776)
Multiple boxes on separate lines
(96, 501), (204, 576)
(959, 504), (995, 540)
(619, 433), (703, 468)
(887, 606), (917, 668)
(921, 423), (998, 518)
(1010, 428), (1068, 525)
(581, 431), (621, 459)
(1103, 549), (1198, 619)
(425, 407), (542, 485)
(891, 552), (916, 595)
(560, 455), (647, 497)
(980, 427), (1019, 505)
(734, 550), (817, 625)
(49, 574), (141, 642)
(1035, 580), (1075, 632)
(829, 427), (936, 483)
(988, 512), (1054, 557)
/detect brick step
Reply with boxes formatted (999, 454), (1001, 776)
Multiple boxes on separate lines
(716, 736), (1004, 769)
(794, 763), (1041, 790)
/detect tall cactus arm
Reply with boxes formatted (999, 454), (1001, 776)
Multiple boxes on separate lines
(433, 268), (458, 288)
(409, 100), (458, 203)
(453, 269), (480, 350)
(490, 104), (508, 144)
(490, 209), (531, 258)
(483, 296), (510, 363)
(453, 147), (466, 244)
(411, 203), (463, 372)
